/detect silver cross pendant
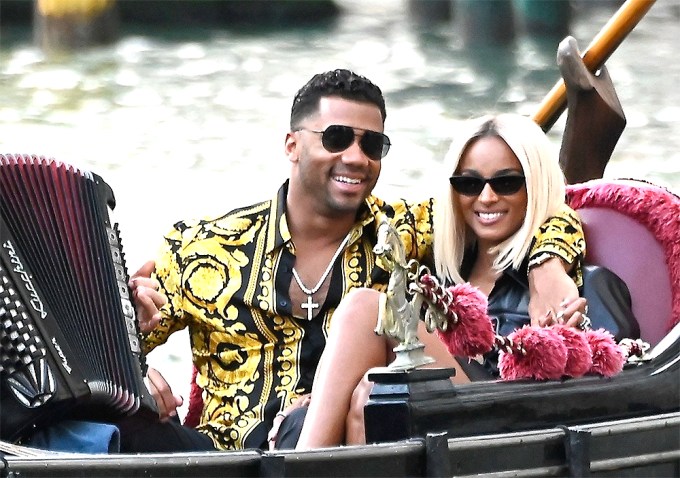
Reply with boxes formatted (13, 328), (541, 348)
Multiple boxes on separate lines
(301, 295), (319, 321)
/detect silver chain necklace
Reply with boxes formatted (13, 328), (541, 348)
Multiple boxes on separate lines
(292, 232), (351, 320)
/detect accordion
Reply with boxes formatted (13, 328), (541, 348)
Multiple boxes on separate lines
(0, 154), (156, 442)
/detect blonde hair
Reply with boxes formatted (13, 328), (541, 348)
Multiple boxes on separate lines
(433, 114), (566, 284)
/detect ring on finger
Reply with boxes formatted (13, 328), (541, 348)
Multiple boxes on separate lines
(578, 314), (592, 331)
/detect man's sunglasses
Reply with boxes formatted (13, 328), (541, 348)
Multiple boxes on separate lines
(298, 125), (391, 161)
(449, 174), (526, 196)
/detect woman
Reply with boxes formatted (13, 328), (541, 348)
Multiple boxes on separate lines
(289, 114), (588, 449)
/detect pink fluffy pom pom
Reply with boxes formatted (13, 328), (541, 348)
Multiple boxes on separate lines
(498, 326), (567, 381)
(586, 328), (626, 377)
(435, 282), (494, 357)
(552, 325), (592, 378)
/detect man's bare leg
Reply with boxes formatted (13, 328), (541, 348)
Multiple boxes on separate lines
(296, 288), (391, 449)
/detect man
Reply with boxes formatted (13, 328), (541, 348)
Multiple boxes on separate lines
(128, 69), (586, 452)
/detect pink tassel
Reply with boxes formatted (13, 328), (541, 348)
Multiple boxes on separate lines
(586, 328), (626, 377)
(434, 282), (495, 357)
(498, 326), (567, 381)
(183, 365), (203, 428)
(552, 325), (592, 378)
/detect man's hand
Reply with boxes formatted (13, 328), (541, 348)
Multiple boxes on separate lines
(528, 256), (587, 327)
(267, 393), (312, 451)
(146, 367), (183, 422)
(129, 260), (167, 334)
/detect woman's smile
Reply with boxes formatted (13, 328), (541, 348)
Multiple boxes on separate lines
(455, 136), (527, 249)
(475, 210), (507, 225)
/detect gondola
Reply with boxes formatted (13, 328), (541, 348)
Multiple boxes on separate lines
(1, 0), (678, 476)
(2, 179), (678, 476)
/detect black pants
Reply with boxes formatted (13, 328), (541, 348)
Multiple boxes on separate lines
(116, 413), (215, 453)
(117, 407), (307, 453)
(275, 406), (308, 449)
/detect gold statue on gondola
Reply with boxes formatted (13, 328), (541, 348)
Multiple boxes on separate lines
(373, 219), (450, 370)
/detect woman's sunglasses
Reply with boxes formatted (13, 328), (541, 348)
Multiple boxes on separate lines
(298, 125), (391, 161)
(449, 174), (526, 196)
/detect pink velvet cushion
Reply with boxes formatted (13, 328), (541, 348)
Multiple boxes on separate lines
(567, 179), (680, 346)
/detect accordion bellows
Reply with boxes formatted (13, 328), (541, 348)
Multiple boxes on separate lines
(0, 154), (155, 442)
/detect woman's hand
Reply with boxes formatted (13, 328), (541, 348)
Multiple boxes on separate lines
(129, 260), (167, 333)
(267, 394), (312, 450)
(528, 257), (588, 327)
(535, 296), (589, 328)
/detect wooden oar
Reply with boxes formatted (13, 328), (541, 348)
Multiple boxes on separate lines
(533, 0), (656, 131)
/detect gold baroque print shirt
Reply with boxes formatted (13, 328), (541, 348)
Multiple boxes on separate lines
(144, 181), (433, 450)
(144, 182), (585, 450)
(529, 203), (586, 286)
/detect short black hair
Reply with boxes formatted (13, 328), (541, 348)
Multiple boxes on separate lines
(290, 69), (386, 130)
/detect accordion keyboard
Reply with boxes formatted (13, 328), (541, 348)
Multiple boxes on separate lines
(0, 268), (55, 408)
